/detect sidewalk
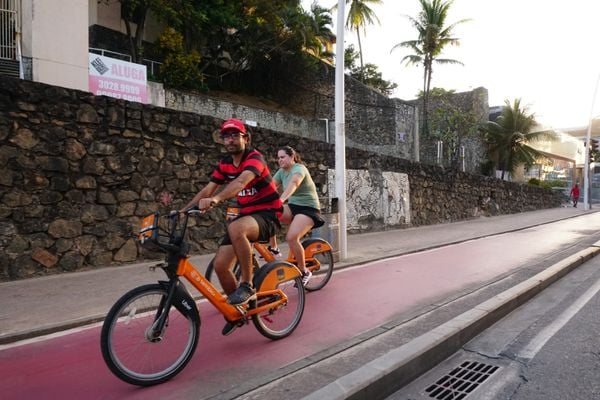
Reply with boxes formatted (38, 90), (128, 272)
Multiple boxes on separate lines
(0, 206), (592, 346)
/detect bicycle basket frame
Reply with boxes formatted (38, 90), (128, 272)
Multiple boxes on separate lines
(138, 212), (188, 253)
(139, 213), (159, 247)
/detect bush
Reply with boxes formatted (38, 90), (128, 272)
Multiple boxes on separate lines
(157, 28), (205, 90)
(545, 179), (567, 188)
(528, 178), (566, 189)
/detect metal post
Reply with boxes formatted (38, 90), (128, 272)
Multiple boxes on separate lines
(318, 118), (330, 143)
(584, 73), (600, 210)
(334, 0), (347, 260)
(460, 146), (465, 172)
(414, 106), (419, 162)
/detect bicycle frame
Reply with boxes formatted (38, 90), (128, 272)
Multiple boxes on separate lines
(142, 210), (302, 322)
(253, 237), (333, 265)
(174, 257), (299, 321)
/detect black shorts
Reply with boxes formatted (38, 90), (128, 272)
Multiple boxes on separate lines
(220, 210), (281, 246)
(288, 204), (325, 229)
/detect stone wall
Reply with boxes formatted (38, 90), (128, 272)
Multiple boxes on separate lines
(0, 76), (561, 280)
(165, 89), (328, 143)
(164, 70), (418, 161)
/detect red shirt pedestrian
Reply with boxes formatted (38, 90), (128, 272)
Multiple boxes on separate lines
(570, 184), (580, 207)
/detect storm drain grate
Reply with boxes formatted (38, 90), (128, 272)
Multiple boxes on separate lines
(424, 360), (500, 400)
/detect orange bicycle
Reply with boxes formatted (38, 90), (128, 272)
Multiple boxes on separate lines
(205, 203), (334, 291)
(100, 209), (305, 386)
(205, 236), (334, 292)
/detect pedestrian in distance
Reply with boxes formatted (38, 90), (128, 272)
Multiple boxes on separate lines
(271, 145), (325, 286)
(570, 183), (580, 207)
(182, 118), (283, 335)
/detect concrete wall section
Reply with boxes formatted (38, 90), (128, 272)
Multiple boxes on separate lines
(327, 169), (411, 232)
(20, 0), (89, 91)
(165, 89), (325, 142)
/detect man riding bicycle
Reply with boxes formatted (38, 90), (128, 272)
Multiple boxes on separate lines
(183, 118), (282, 335)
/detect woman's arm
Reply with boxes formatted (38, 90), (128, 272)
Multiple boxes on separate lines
(280, 173), (303, 203)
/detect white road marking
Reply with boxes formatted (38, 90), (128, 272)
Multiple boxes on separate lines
(519, 275), (600, 360)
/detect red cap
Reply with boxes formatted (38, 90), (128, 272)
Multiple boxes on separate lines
(220, 119), (247, 135)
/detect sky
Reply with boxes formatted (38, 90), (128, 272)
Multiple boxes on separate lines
(302, 0), (600, 130)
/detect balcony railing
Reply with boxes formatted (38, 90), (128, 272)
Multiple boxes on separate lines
(0, 0), (20, 61)
(89, 47), (162, 77)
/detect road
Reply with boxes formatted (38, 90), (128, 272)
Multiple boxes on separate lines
(2, 215), (600, 400)
(389, 243), (600, 400)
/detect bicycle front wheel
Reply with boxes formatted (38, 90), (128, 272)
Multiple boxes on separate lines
(305, 250), (334, 292)
(252, 261), (305, 340)
(100, 284), (200, 386)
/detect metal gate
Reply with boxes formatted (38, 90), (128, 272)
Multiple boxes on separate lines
(0, 0), (20, 60)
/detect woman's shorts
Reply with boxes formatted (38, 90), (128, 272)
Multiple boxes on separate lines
(288, 204), (325, 229)
(220, 210), (281, 246)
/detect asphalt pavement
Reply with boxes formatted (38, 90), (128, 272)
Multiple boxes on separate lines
(0, 205), (596, 399)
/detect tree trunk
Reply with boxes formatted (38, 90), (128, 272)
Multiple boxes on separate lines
(133, 8), (147, 64)
(422, 58), (432, 136)
(356, 27), (364, 82)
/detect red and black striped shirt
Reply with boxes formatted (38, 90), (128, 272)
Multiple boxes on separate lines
(210, 148), (282, 216)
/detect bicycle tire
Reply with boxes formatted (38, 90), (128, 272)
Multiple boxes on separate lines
(304, 250), (334, 292)
(301, 238), (334, 292)
(251, 261), (305, 340)
(100, 284), (200, 386)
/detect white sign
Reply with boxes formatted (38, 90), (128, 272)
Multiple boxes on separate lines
(88, 53), (148, 103)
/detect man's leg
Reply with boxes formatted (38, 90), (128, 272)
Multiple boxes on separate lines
(227, 215), (260, 284)
(213, 244), (238, 295)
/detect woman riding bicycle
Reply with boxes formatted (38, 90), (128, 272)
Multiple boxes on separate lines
(272, 146), (324, 286)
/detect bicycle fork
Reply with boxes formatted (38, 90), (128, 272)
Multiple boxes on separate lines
(147, 278), (199, 341)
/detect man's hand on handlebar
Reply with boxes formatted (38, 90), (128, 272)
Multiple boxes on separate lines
(174, 206), (202, 216)
(198, 197), (219, 212)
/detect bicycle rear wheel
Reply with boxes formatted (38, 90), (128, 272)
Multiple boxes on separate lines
(100, 284), (199, 386)
(305, 250), (334, 292)
(251, 261), (305, 340)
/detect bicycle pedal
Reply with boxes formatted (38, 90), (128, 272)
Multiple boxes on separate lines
(234, 305), (248, 315)
(149, 262), (166, 271)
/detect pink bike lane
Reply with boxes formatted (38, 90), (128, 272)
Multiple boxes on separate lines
(0, 221), (583, 400)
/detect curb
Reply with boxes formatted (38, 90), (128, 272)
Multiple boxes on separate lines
(301, 241), (600, 400)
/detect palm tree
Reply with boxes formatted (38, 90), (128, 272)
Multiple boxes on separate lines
(480, 99), (557, 180)
(304, 2), (336, 63)
(333, 0), (383, 81)
(391, 0), (468, 135)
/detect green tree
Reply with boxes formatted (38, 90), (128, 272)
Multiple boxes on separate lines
(345, 45), (397, 95)
(479, 99), (557, 180)
(428, 90), (478, 170)
(303, 2), (335, 63)
(157, 27), (204, 90)
(391, 0), (468, 135)
(333, 0), (383, 81)
(211, 1), (337, 94)
(98, 0), (156, 63)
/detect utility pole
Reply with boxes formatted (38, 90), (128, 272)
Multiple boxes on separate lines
(334, 0), (347, 259)
(584, 73), (600, 210)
